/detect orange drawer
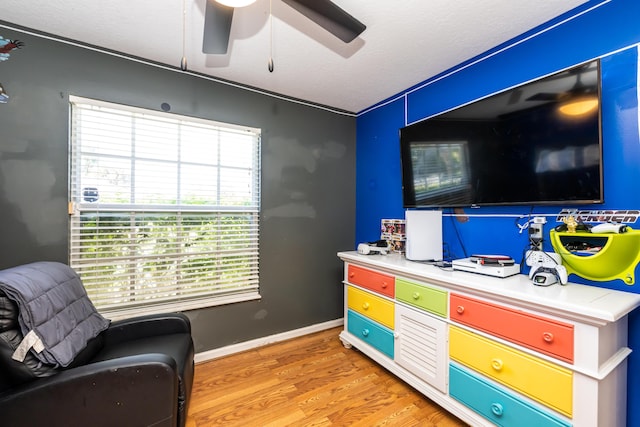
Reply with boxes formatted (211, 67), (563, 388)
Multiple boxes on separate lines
(450, 293), (574, 363)
(347, 264), (395, 298)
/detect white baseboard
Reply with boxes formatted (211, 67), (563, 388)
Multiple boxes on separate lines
(194, 318), (344, 364)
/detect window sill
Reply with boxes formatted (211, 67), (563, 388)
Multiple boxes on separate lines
(100, 292), (262, 321)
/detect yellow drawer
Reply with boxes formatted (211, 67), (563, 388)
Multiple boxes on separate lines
(347, 286), (394, 329)
(449, 326), (572, 417)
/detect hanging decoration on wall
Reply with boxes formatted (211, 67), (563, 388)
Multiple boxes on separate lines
(556, 208), (639, 224)
(0, 83), (8, 103)
(0, 36), (24, 61)
(0, 36), (25, 104)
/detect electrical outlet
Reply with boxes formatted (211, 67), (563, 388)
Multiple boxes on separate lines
(528, 224), (543, 250)
(528, 217), (547, 250)
(529, 224), (543, 240)
(525, 250), (562, 267)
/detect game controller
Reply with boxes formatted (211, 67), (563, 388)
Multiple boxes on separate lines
(524, 250), (562, 267)
(357, 242), (389, 255)
(590, 222), (628, 234)
(529, 262), (568, 286)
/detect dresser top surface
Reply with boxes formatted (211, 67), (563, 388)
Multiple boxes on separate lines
(338, 251), (640, 324)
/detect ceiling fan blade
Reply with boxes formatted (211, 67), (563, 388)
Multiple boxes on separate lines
(281, 0), (366, 43)
(526, 92), (561, 102)
(507, 89), (522, 105)
(203, 1), (234, 54)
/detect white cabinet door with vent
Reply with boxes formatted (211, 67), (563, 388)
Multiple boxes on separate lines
(394, 304), (448, 393)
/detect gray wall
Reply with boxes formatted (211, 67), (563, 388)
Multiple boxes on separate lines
(0, 27), (356, 353)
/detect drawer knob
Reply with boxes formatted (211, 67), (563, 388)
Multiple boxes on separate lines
(490, 403), (504, 417)
(456, 305), (465, 314)
(542, 332), (554, 343)
(491, 358), (504, 371)
(412, 292), (420, 300)
(349, 272), (355, 279)
(362, 302), (370, 310)
(381, 281), (388, 289)
(362, 329), (370, 337)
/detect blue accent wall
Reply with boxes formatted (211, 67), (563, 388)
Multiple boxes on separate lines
(356, 0), (640, 424)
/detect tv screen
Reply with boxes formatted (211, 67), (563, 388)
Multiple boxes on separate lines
(400, 59), (603, 208)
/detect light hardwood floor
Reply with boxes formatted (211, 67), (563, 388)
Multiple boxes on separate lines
(186, 327), (468, 427)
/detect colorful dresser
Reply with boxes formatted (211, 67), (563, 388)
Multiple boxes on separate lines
(338, 251), (640, 427)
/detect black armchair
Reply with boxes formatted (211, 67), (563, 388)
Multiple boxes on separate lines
(0, 263), (194, 427)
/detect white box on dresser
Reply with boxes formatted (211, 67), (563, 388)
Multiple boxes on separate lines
(338, 251), (640, 427)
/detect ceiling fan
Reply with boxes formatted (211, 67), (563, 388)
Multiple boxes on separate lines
(504, 62), (597, 107)
(203, 0), (367, 55)
(525, 63), (596, 103)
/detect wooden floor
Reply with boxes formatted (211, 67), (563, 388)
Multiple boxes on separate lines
(186, 327), (468, 427)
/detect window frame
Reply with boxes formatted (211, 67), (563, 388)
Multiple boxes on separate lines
(68, 96), (261, 319)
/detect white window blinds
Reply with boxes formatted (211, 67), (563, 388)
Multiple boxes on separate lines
(69, 96), (261, 318)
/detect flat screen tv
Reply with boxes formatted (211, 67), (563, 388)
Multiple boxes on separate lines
(400, 59), (603, 208)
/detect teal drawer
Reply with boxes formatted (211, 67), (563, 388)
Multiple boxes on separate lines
(450, 363), (571, 427)
(347, 310), (394, 358)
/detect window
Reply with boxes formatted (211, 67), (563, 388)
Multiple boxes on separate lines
(69, 96), (261, 318)
(411, 141), (469, 201)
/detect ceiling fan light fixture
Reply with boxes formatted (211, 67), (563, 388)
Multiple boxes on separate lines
(558, 96), (599, 117)
(215, 0), (257, 7)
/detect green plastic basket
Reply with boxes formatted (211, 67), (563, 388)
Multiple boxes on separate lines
(550, 228), (640, 285)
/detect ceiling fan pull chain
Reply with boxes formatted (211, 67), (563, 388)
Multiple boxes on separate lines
(268, 0), (274, 72)
(180, 0), (188, 71)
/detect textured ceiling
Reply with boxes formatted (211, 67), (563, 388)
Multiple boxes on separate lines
(0, 0), (587, 113)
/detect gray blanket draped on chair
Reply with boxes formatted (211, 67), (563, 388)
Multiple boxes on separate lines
(0, 261), (109, 368)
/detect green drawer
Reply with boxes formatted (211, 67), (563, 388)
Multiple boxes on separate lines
(396, 277), (447, 317)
